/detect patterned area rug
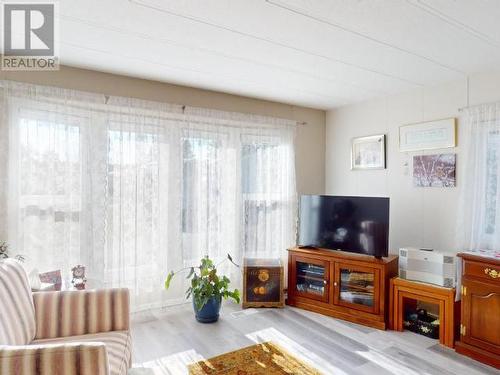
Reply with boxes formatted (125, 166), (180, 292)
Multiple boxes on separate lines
(188, 341), (322, 375)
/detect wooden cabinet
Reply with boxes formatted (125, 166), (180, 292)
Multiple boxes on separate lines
(242, 258), (284, 308)
(389, 277), (458, 348)
(334, 262), (380, 315)
(456, 253), (500, 369)
(290, 254), (330, 303)
(287, 247), (398, 330)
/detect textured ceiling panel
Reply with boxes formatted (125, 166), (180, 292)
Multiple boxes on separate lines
(42, 0), (500, 109)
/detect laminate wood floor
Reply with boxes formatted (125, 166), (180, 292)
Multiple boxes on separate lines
(129, 302), (499, 375)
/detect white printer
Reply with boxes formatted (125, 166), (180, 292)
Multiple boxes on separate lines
(398, 247), (457, 288)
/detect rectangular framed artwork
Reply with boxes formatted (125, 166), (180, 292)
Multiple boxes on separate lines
(399, 118), (456, 152)
(351, 134), (386, 170)
(413, 153), (456, 187)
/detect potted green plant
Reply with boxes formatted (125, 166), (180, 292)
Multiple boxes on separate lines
(165, 254), (240, 323)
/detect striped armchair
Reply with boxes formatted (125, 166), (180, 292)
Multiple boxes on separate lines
(0, 259), (131, 375)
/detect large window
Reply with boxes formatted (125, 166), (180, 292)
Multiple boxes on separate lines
(4, 83), (296, 311)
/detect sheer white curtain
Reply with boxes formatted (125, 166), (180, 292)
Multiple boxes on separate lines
(179, 109), (297, 283)
(2, 86), (100, 278)
(457, 102), (500, 251)
(0, 81), (297, 311)
(97, 103), (177, 309)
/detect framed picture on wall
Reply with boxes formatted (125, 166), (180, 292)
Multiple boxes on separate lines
(351, 134), (386, 170)
(413, 153), (456, 187)
(399, 118), (456, 152)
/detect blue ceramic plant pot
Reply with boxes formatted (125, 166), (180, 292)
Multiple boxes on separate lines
(193, 295), (221, 323)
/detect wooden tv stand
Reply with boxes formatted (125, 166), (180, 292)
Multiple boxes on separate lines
(287, 247), (398, 330)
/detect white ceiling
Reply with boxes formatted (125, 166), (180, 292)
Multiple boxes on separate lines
(55, 0), (500, 109)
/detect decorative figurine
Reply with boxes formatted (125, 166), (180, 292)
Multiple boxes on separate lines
(71, 265), (87, 290)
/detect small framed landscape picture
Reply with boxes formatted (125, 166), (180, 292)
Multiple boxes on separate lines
(413, 153), (456, 187)
(351, 134), (386, 170)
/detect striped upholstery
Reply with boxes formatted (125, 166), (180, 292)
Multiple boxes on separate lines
(0, 260), (36, 345)
(32, 331), (131, 375)
(33, 289), (130, 339)
(0, 342), (109, 375)
(0, 261), (131, 375)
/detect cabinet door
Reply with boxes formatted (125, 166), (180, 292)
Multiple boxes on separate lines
(461, 279), (500, 354)
(291, 255), (330, 303)
(334, 262), (380, 314)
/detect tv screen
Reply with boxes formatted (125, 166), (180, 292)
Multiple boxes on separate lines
(298, 195), (389, 257)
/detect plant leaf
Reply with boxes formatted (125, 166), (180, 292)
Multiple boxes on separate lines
(164, 271), (174, 290)
(227, 253), (240, 268)
(186, 267), (195, 279)
(233, 289), (240, 304)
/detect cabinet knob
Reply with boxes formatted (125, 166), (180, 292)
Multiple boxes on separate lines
(323, 280), (327, 285)
(333, 282), (338, 287)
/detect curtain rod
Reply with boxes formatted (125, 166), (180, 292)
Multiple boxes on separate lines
(178, 104), (307, 126)
(458, 100), (500, 112)
(14, 97), (302, 133)
(1, 80), (305, 127)
(6, 93), (303, 128)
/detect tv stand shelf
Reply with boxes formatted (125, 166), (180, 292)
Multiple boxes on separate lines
(287, 247), (398, 330)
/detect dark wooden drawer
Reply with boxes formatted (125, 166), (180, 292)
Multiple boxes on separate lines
(463, 259), (500, 284)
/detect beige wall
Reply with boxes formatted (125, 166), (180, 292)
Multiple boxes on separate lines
(326, 70), (500, 255)
(0, 66), (326, 196)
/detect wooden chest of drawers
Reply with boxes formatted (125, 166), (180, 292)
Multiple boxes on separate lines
(456, 253), (500, 369)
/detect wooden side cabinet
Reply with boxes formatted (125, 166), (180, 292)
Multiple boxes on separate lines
(389, 277), (458, 348)
(287, 247), (398, 330)
(456, 253), (500, 369)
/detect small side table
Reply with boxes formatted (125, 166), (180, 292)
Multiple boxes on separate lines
(242, 258), (284, 308)
(389, 277), (459, 348)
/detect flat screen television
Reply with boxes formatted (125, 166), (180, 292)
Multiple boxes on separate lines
(298, 195), (389, 258)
